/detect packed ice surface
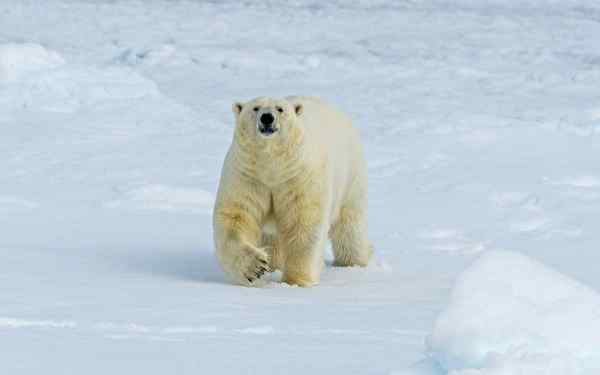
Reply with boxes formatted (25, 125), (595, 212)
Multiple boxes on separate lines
(427, 250), (600, 375)
(0, 43), (65, 81)
(1, 1), (600, 374)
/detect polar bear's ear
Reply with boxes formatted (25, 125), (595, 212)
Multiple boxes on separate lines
(294, 103), (303, 116)
(232, 102), (243, 116)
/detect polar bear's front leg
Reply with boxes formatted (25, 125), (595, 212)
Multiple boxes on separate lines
(281, 225), (327, 287)
(218, 237), (270, 285)
(276, 194), (327, 287)
(214, 201), (270, 286)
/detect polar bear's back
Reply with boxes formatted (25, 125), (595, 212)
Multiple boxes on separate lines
(286, 96), (359, 143)
(287, 96), (366, 221)
(286, 96), (362, 162)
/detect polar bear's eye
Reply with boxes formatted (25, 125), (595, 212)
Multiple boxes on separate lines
(253, 106), (260, 112)
(276, 107), (284, 113)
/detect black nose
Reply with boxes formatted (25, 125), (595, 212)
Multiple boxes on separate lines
(260, 113), (275, 126)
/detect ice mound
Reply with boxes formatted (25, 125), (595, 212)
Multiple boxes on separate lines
(0, 43), (65, 82)
(427, 250), (600, 375)
(0, 43), (160, 112)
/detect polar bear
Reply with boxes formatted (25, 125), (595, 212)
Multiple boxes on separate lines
(213, 96), (372, 287)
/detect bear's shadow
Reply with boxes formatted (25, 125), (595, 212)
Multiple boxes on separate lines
(115, 246), (339, 286)
(116, 247), (227, 285)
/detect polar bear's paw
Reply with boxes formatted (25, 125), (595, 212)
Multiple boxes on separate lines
(233, 245), (270, 286)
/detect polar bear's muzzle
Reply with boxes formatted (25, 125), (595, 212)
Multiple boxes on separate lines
(257, 109), (278, 137)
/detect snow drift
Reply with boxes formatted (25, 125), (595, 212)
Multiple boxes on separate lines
(0, 43), (64, 82)
(427, 250), (600, 374)
(0, 42), (161, 112)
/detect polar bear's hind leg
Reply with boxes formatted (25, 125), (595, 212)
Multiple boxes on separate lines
(330, 204), (372, 267)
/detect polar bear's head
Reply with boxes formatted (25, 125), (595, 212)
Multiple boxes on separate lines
(232, 97), (303, 142)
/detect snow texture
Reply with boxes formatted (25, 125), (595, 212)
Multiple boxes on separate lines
(0, 43), (64, 81)
(1, 1), (600, 374)
(428, 250), (600, 375)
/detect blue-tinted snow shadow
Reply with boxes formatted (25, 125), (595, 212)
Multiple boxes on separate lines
(112, 247), (228, 285)
(393, 358), (444, 375)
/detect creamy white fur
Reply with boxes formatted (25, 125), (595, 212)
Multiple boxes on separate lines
(213, 96), (372, 287)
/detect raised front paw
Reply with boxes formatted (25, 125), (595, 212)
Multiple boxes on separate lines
(233, 245), (270, 286)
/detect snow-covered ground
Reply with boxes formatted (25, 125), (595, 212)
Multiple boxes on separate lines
(1, 1), (600, 374)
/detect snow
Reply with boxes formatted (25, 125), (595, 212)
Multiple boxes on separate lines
(1, 1), (600, 374)
(105, 184), (214, 214)
(427, 250), (600, 375)
(0, 43), (64, 81)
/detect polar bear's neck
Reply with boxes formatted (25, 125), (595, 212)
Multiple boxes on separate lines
(233, 130), (311, 187)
